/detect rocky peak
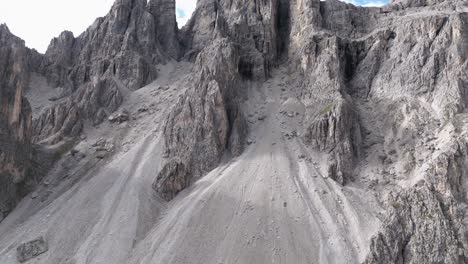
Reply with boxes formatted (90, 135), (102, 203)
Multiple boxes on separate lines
(390, 0), (463, 8)
(45, 31), (75, 67)
(0, 24), (25, 47)
(30, 0), (182, 142)
(148, 0), (180, 59)
(181, 0), (284, 79)
(107, 0), (148, 35)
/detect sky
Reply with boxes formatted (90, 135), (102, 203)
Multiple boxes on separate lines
(341, 0), (389, 7)
(0, 0), (388, 53)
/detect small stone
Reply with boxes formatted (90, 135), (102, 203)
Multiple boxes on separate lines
(96, 152), (106, 159)
(137, 106), (148, 113)
(106, 143), (115, 152)
(92, 138), (107, 147)
(108, 111), (129, 123)
(70, 149), (79, 156)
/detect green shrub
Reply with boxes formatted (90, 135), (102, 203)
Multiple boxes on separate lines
(321, 102), (334, 115)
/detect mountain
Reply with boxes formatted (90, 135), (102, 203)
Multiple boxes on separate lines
(0, 24), (34, 220)
(0, 0), (467, 263)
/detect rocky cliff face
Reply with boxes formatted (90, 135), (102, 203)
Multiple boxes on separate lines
(173, 0), (467, 261)
(156, 39), (247, 200)
(181, 0), (281, 78)
(0, 0), (467, 263)
(31, 0), (180, 143)
(0, 25), (34, 220)
(1, 0), (181, 216)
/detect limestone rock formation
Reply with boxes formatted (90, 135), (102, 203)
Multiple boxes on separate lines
(365, 184), (460, 264)
(0, 0), (467, 263)
(0, 24), (34, 219)
(157, 39), (247, 200)
(149, 0), (181, 59)
(32, 77), (123, 143)
(180, 0), (281, 79)
(32, 0), (180, 142)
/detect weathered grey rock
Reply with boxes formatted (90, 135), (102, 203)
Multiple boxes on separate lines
(16, 237), (48, 263)
(390, 0), (462, 8)
(365, 184), (460, 264)
(33, 77), (123, 143)
(296, 31), (362, 184)
(0, 0), (182, 216)
(31, 0), (180, 141)
(156, 39), (247, 200)
(0, 24), (35, 219)
(153, 160), (190, 201)
(108, 110), (129, 123)
(45, 31), (75, 68)
(0, 0), (468, 262)
(304, 100), (361, 184)
(149, 0), (181, 59)
(180, 0), (282, 79)
(273, 0), (467, 259)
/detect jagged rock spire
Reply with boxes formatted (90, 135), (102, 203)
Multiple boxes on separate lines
(149, 0), (180, 59)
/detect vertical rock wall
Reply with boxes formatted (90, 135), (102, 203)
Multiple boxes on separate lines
(0, 25), (34, 219)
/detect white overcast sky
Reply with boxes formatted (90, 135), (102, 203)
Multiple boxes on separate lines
(0, 0), (196, 53)
(0, 0), (386, 53)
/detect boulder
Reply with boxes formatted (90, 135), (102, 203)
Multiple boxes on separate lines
(16, 237), (48, 263)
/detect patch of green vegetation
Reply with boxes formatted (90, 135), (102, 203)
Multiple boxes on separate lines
(54, 139), (77, 160)
(427, 213), (434, 220)
(441, 118), (452, 130)
(391, 202), (401, 209)
(321, 102), (334, 115)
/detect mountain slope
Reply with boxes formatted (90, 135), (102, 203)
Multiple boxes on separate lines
(0, 0), (467, 263)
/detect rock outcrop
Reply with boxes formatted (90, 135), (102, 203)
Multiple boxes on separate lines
(16, 237), (48, 263)
(32, 77), (123, 143)
(0, 24), (34, 219)
(149, 0), (181, 59)
(335, 0), (468, 261)
(365, 184), (460, 264)
(32, 0), (180, 142)
(156, 39), (247, 200)
(1, 0), (182, 214)
(180, 0), (282, 79)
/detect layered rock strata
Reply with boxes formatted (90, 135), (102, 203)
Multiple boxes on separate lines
(0, 25), (34, 219)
